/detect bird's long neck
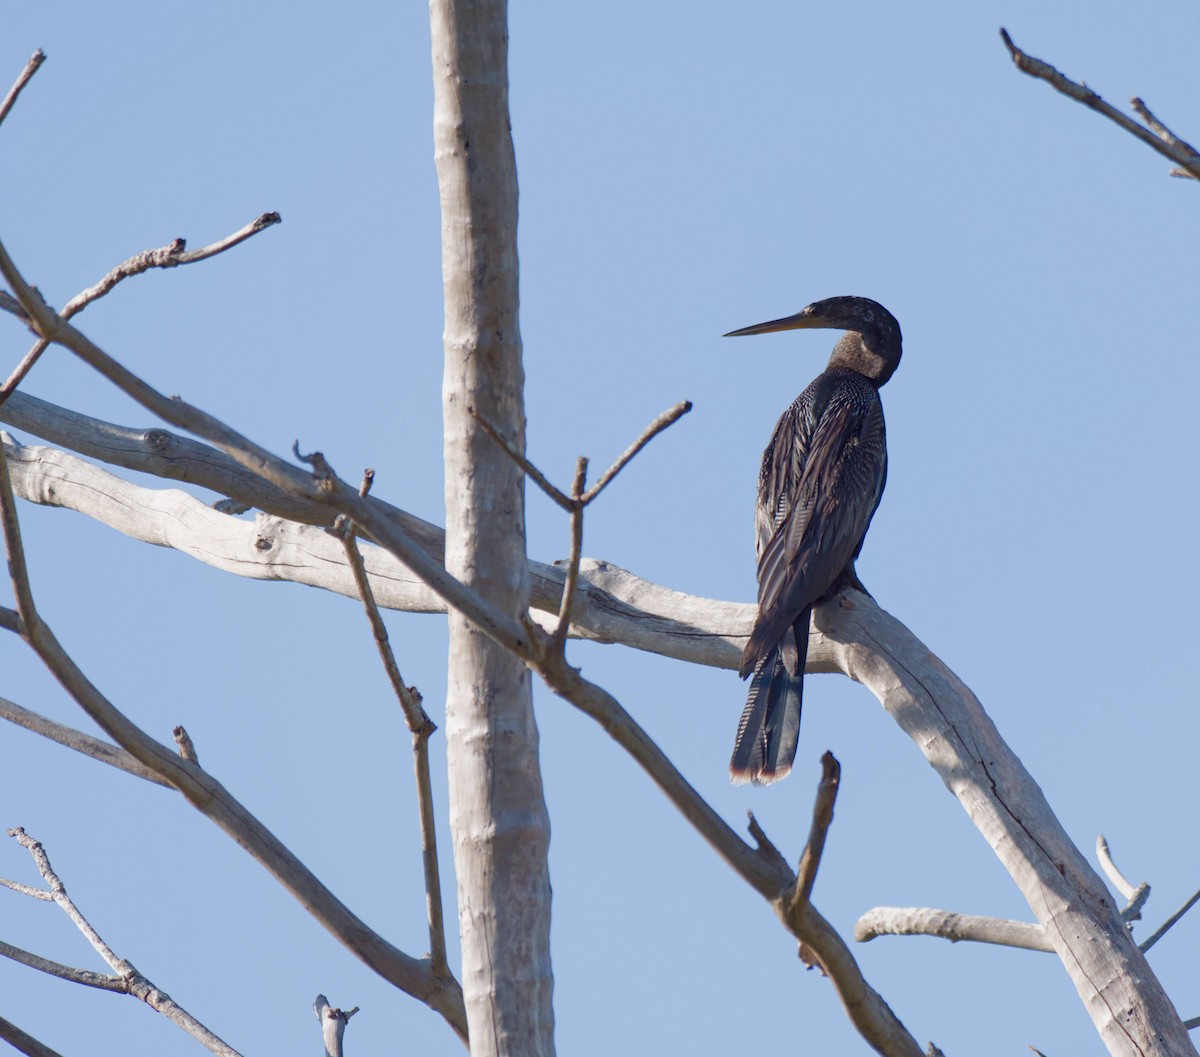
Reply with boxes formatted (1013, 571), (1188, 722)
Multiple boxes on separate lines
(827, 328), (900, 387)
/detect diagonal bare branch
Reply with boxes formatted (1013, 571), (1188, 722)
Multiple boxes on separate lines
(0, 936), (124, 990)
(468, 404), (572, 510)
(7, 828), (245, 1057)
(788, 750), (840, 915)
(1000, 28), (1200, 181)
(0, 695), (171, 786)
(0, 214), (280, 407)
(0, 1014), (68, 1057)
(582, 400), (692, 504)
(1141, 886), (1200, 954)
(0, 50), (45, 128)
(333, 507), (451, 980)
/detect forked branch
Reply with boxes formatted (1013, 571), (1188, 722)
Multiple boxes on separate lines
(472, 399), (692, 659)
(2, 828), (244, 1057)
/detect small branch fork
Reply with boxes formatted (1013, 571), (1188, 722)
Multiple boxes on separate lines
(470, 399), (692, 654)
(314, 995), (359, 1057)
(1000, 28), (1200, 181)
(0, 827), (245, 1057)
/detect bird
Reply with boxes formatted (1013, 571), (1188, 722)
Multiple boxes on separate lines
(725, 295), (901, 785)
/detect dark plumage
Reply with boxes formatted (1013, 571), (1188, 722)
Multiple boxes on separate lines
(726, 296), (901, 785)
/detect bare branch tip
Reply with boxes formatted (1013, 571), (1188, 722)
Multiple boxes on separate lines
(172, 725), (199, 764)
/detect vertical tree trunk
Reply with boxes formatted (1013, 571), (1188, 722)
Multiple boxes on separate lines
(429, 2), (555, 1055)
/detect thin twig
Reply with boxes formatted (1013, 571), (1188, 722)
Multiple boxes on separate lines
(472, 399), (691, 652)
(999, 29), (1200, 181)
(1130, 97), (1200, 171)
(64, 213), (282, 313)
(0, 215), (280, 407)
(468, 405), (571, 510)
(0, 50), (45, 128)
(788, 751), (840, 914)
(582, 400), (692, 504)
(0, 695), (170, 785)
(1096, 834), (1151, 922)
(0, 877), (53, 900)
(0, 289), (29, 324)
(854, 907), (1052, 953)
(333, 514), (449, 979)
(7, 828), (246, 1057)
(0, 442), (37, 622)
(1096, 834), (1137, 899)
(550, 457), (588, 653)
(1140, 885), (1200, 953)
(0, 936), (124, 990)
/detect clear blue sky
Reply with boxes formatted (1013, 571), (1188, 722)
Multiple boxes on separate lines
(2, 2), (1198, 1055)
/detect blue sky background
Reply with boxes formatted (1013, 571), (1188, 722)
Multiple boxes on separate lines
(2, 2), (1199, 1055)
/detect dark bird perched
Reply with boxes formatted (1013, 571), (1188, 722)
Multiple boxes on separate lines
(726, 296), (901, 785)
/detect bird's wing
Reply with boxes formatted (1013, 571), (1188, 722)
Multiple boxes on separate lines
(747, 387), (886, 667)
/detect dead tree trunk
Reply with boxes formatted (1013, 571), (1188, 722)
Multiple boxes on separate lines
(429, 2), (556, 1054)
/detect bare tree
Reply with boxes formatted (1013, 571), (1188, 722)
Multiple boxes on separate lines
(1, 11), (1198, 1057)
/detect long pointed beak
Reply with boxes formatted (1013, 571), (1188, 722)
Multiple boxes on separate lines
(723, 310), (820, 337)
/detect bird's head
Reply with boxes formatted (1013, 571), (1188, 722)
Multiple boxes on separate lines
(724, 295), (902, 386)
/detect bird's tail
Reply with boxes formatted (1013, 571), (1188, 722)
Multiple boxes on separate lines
(729, 614), (809, 785)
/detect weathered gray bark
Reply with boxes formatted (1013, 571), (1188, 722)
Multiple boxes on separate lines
(430, 2), (555, 1055)
(812, 595), (1195, 1057)
(4, 424), (1195, 1053)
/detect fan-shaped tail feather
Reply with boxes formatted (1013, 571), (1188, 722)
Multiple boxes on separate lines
(729, 617), (809, 785)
